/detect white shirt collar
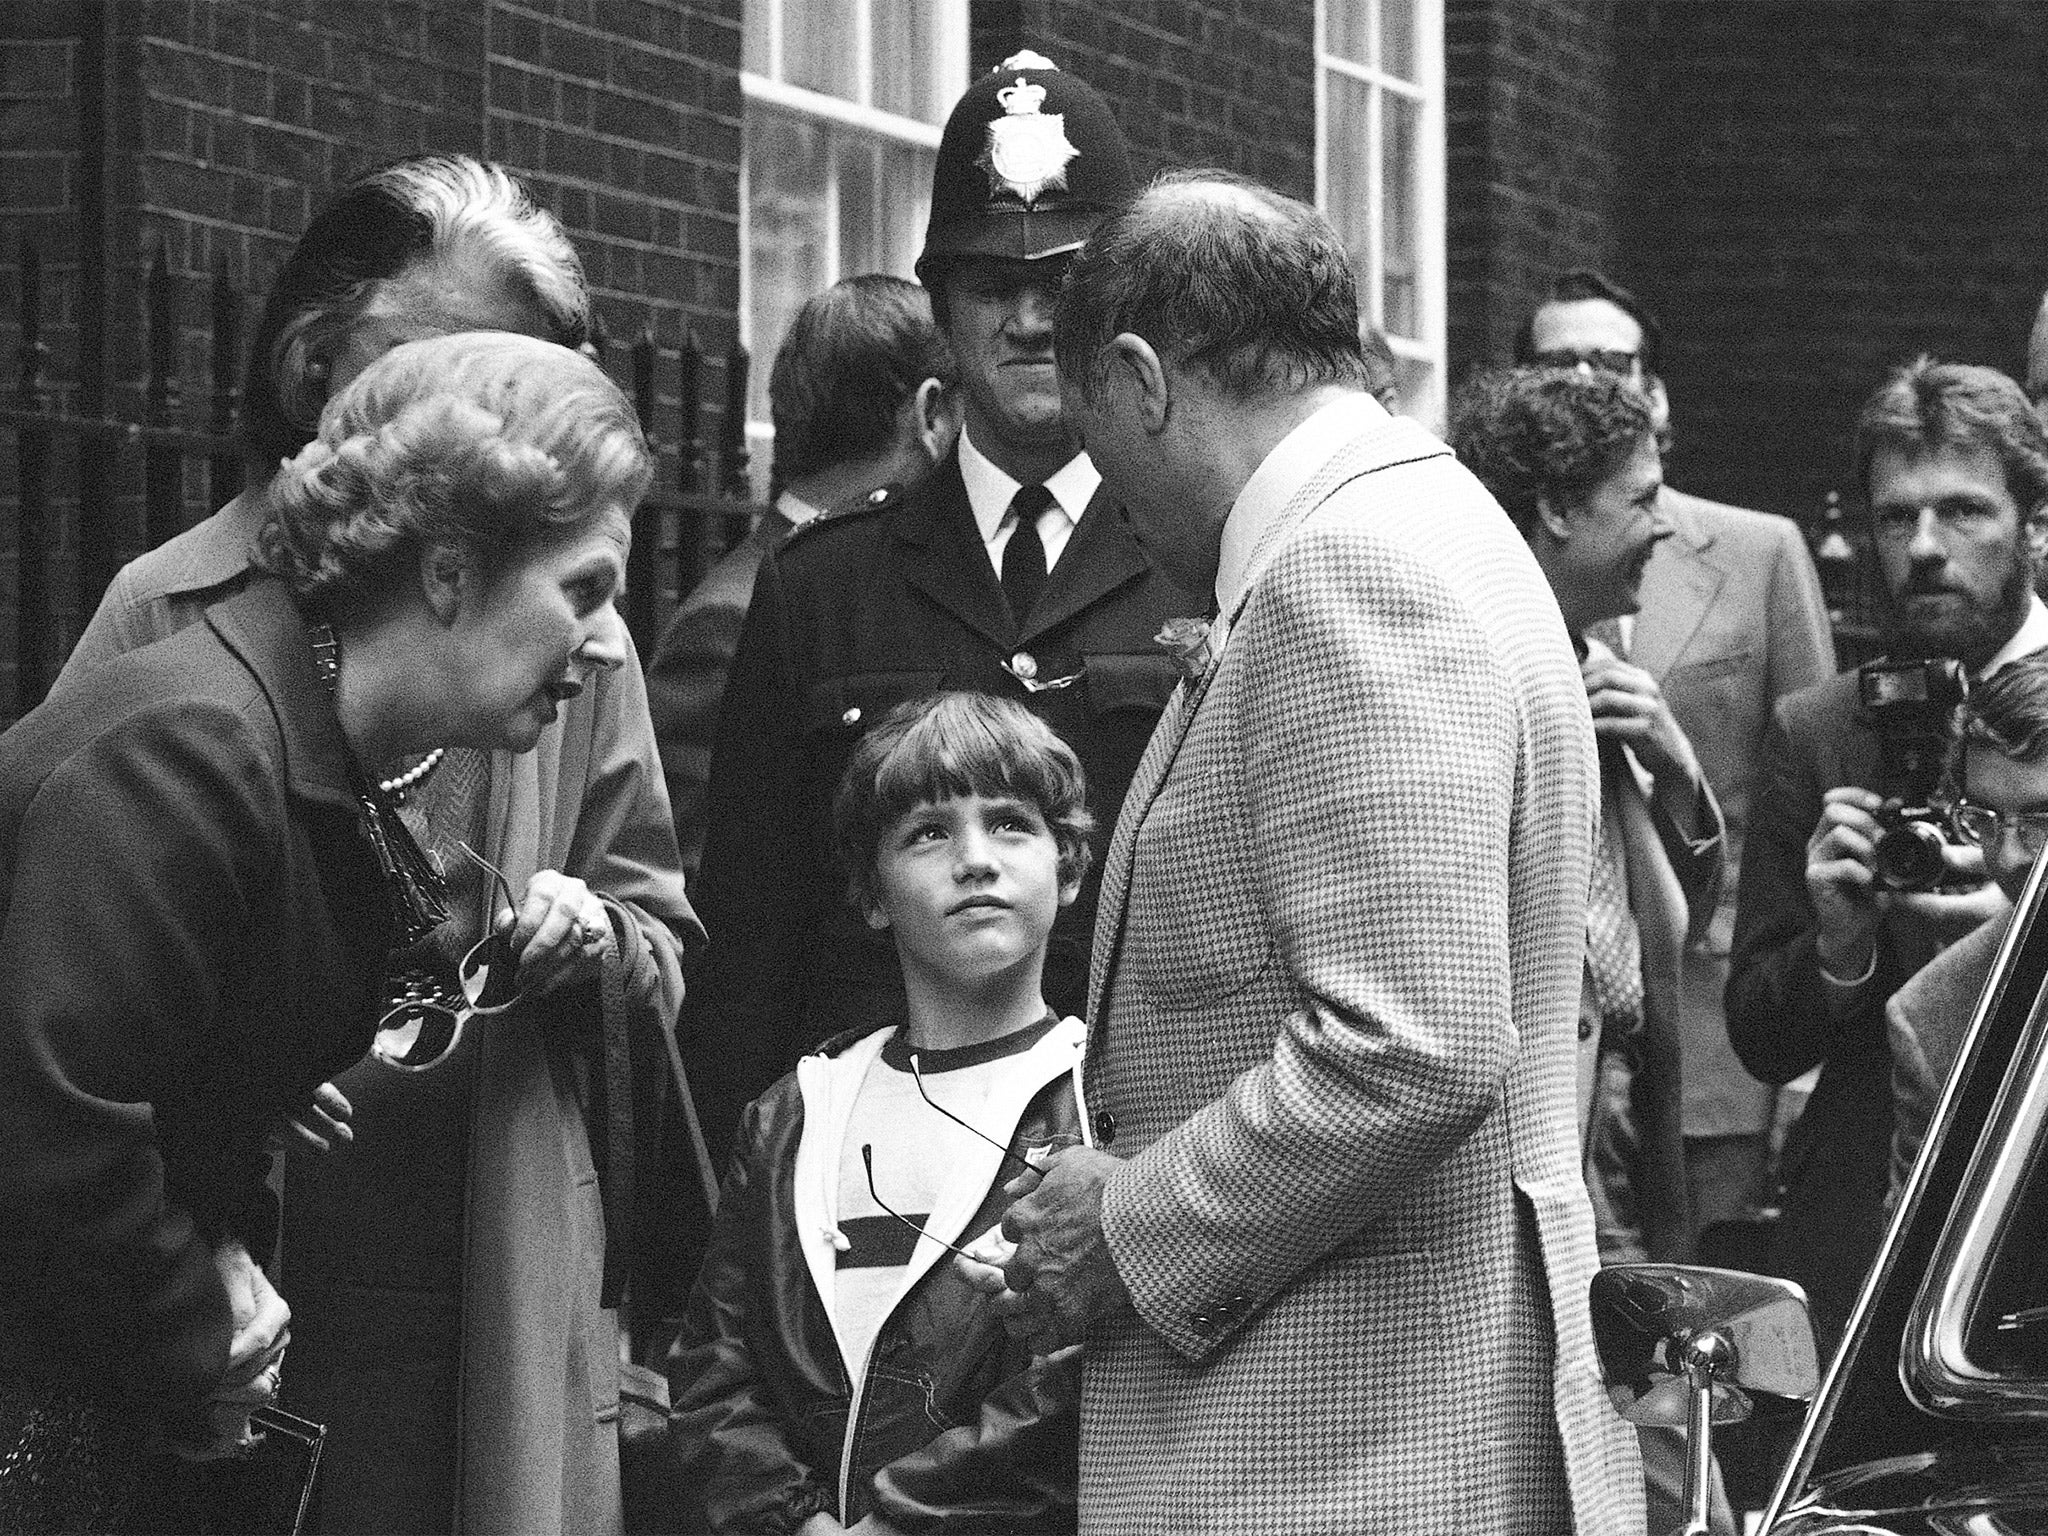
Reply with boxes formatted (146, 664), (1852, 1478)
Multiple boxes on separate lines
(1216, 392), (1387, 616)
(1983, 591), (2048, 677)
(957, 426), (1100, 543)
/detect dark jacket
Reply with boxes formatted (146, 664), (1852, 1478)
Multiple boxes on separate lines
(1726, 671), (1966, 1351)
(666, 1018), (1088, 1535)
(683, 451), (1198, 1168)
(0, 576), (389, 1434)
(646, 499), (800, 881)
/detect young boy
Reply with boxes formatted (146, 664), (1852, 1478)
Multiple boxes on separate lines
(668, 691), (1094, 1535)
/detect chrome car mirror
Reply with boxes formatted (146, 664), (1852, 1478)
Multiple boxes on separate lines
(1591, 1265), (1821, 1536)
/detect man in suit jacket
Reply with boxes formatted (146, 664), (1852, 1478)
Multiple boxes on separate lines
(683, 55), (1198, 1170)
(1728, 359), (2048, 1353)
(646, 275), (960, 880)
(1518, 270), (1837, 1237)
(970, 173), (1642, 1536)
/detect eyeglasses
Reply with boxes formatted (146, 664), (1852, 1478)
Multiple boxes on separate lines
(858, 1051), (1048, 1264)
(1952, 798), (2048, 854)
(1530, 347), (1643, 378)
(369, 842), (531, 1073)
(452, 842), (534, 1016)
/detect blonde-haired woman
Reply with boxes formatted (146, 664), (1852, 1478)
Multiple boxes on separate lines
(0, 332), (697, 1533)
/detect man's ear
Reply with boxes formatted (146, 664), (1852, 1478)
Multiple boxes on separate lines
(2027, 508), (2048, 568)
(912, 376), (962, 462)
(862, 899), (892, 932)
(1107, 333), (1172, 435)
(1534, 490), (1574, 543)
(1057, 870), (1082, 910)
(419, 544), (471, 626)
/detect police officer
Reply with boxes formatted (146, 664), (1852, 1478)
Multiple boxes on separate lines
(682, 52), (1200, 1169)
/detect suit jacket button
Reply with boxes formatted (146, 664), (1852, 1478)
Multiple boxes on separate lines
(1577, 1019), (1593, 1041)
(841, 706), (862, 726)
(1092, 1109), (1117, 1145)
(1188, 1310), (1216, 1336)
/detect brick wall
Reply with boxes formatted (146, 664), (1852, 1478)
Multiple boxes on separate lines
(1444, 0), (1619, 387)
(0, 0), (743, 711)
(971, 0), (1316, 199)
(1615, 0), (2048, 520)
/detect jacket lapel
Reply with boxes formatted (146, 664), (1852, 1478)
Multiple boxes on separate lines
(894, 455), (1014, 650)
(1020, 483), (1152, 642)
(1631, 493), (1727, 677)
(1088, 682), (1189, 1024)
(202, 576), (358, 813)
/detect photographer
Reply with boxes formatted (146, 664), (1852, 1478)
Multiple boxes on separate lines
(1728, 357), (2048, 1352)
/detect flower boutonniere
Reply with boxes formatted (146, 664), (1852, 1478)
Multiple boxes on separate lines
(1154, 616), (1219, 686)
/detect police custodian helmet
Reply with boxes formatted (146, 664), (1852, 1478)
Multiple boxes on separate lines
(916, 50), (1135, 281)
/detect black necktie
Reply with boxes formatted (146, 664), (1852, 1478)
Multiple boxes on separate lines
(1001, 485), (1053, 624)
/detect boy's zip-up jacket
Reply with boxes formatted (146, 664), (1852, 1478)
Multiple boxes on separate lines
(665, 1016), (1091, 1534)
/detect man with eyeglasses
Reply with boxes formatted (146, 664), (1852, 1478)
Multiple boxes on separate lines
(685, 53), (1197, 1173)
(1515, 270), (1836, 1251)
(1887, 654), (2048, 1205)
(1728, 358), (2048, 1354)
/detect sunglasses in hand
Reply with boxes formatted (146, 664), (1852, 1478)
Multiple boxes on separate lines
(371, 842), (536, 1072)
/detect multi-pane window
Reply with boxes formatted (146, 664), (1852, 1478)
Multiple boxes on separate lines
(1317, 0), (1446, 425)
(740, 1), (970, 479)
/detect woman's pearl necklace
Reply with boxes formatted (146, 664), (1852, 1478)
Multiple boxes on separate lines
(379, 748), (446, 798)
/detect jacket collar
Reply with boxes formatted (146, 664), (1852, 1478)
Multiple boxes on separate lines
(202, 574), (359, 811)
(791, 1016), (1088, 1377)
(894, 455), (1013, 649)
(160, 487), (272, 596)
(1020, 478), (1153, 642)
(893, 453), (1155, 646)
(1630, 489), (1730, 679)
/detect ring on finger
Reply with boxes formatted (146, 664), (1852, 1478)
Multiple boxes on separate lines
(572, 915), (606, 947)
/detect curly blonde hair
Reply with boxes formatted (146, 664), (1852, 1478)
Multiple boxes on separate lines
(258, 331), (651, 614)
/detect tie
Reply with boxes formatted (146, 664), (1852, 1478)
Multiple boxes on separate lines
(1001, 485), (1053, 625)
(1584, 744), (1645, 1054)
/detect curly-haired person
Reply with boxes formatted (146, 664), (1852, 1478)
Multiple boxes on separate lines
(0, 331), (676, 1534)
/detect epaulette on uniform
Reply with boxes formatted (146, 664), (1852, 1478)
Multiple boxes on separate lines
(783, 481), (903, 547)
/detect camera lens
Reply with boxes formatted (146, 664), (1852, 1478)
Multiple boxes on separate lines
(1874, 818), (1950, 892)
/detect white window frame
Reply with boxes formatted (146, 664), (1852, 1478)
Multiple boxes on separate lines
(739, 0), (969, 493)
(1314, 0), (1446, 427)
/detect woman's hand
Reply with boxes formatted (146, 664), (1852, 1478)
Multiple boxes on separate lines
(266, 1080), (354, 1155)
(493, 868), (613, 999)
(167, 1240), (290, 1460)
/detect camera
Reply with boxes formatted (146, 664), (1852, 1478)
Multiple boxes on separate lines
(1856, 657), (1969, 892)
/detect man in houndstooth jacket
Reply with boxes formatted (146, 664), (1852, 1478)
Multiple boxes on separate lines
(960, 171), (1644, 1534)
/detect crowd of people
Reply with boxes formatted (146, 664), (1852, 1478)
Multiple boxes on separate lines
(2, 43), (2043, 1536)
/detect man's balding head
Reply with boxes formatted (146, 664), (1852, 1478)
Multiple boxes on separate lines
(1053, 169), (1370, 404)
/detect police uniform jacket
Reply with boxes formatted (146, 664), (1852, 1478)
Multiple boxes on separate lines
(685, 449), (1198, 1167)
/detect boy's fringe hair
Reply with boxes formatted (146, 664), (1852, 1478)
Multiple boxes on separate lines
(832, 692), (1094, 915)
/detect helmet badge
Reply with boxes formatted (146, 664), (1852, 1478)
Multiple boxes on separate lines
(978, 73), (1080, 208)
